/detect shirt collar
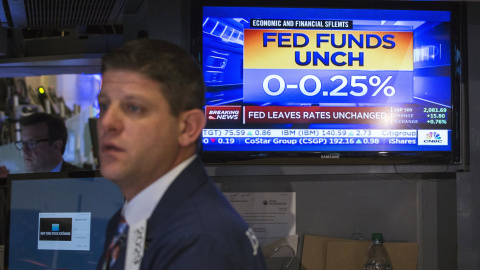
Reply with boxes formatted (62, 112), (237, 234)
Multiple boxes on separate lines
(122, 155), (197, 225)
(50, 160), (63, 172)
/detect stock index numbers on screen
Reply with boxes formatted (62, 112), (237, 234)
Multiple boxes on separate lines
(201, 6), (453, 153)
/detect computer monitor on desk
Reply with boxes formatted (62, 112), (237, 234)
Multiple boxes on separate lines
(5, 171), (124, 270)
(1, 177), (6, 246)
(1, 176), (6, 270)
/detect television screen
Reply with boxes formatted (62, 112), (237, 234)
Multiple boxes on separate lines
(5, 171), (124, 270)
(193, 1), (466, 165)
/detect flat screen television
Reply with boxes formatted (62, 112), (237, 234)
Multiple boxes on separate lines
(191, 0), (467, 165)
(5, 171), (124, 270)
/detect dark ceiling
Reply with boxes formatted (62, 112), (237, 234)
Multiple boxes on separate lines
(0, 0), (130, 41)
(0, 0), (147, 76)
(1, 0), (126, 28)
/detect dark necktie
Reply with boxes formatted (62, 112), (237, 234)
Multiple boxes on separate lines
(105, 217), (129, 270)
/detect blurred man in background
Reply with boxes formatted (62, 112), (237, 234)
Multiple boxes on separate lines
(0, 166), (7, 178)
(15, 112), (83, 172)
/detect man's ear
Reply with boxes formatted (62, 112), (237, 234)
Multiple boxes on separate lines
(178, 109), (205, 148)
(52, 139), (63, 153)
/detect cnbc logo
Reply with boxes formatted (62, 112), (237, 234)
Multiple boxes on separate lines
(418, 130), (448, 145)
(424, 132), (442, 143)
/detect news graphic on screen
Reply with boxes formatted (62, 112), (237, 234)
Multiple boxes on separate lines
(38, 212), (91, 250)
(199, 3), (462, 164)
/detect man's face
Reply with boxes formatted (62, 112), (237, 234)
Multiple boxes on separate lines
(97, 70), (183, 198)
(21, 122), (62, 172)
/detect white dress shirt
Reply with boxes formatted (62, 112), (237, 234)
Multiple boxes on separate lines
(122, 155), (196, 225)
(51, 160), (63, 172)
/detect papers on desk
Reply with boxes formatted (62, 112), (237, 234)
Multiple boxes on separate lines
(223, 192), (296, 246)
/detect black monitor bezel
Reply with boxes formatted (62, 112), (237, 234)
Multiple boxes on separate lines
(191, 0), (468, 166)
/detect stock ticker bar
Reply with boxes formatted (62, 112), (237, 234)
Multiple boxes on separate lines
(201, 130), (447, 147)
(201, 129), (447, 147)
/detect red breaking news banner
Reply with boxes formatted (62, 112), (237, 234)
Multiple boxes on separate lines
(205, 106), (242, 122)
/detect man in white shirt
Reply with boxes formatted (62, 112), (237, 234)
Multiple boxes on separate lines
(96, 39), (266, 270)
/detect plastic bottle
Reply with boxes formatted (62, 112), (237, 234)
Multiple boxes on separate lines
(363, 233), (393, 270)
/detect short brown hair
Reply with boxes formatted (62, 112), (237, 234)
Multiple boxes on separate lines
(20, 112), (68, 154)
(101, 39), (205, 116)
